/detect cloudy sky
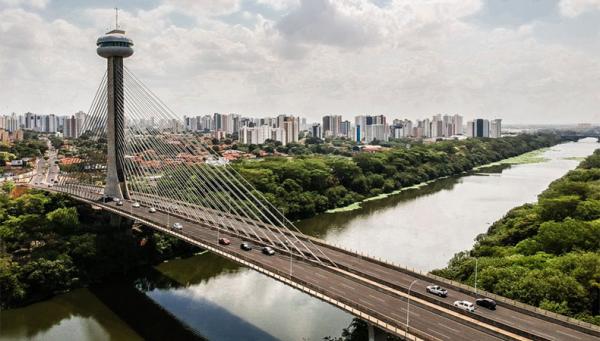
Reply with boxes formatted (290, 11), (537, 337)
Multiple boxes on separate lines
(1, 0), (599, 123)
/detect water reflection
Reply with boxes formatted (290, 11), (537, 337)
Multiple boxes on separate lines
(298, 140), (599, 271)
(4, 140), (597, 341)
(0, 289), (142, 341)
(147, 252), (352, 341)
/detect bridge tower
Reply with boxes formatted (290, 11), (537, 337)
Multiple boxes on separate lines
(96, 18), (134, 200)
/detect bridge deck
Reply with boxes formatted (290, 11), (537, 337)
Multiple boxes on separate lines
(35, 184), (599, 341)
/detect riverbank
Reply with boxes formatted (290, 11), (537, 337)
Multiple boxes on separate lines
(5, 139), (597, 341)
(432, 149), (600, 325)
(327, 144), (558, 213)
(0, 188), (199, 309)
(236, 133), (563, 220)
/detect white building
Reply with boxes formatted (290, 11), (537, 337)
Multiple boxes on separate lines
(490, 119), (502, 138)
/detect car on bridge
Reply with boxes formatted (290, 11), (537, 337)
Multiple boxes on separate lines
(218, 238), (231, 245)
(116, 200), (123, 206)
(262, 246), (275, 256)
(426, 285), (448, 297)
(132, 202), (141, 208)
(453, 300), (475, 312)
(241, 242), (252, 251)
(172, 222), (183, 231)
(476, 298), (497, 310)
(149, 207), (157, 213)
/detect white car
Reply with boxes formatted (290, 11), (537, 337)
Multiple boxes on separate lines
(426, 285), (448, 297)
(132, 202), (141, 208)
(454, 300), (475, 312)
(172, 222), (183, 231)
(149, 207), (157, 213)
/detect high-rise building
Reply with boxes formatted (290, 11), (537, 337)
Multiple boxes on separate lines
(472, 118), (490, 137)
(490, 119), (502, 138)
(277, 115), (299, 144)
(311, 123), (322, 139)
(466, 121), (474, 137)
(340, 120), (351, 138)
(452, 114), (463, 135)
(323, 115), (342, 138)
(354, 115), (388, 143)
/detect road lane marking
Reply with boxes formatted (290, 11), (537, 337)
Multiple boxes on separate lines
(437, 323), (459, 333)
(427, 328), (451, 340)
(358, 297), (374, 307)
(314, 272), (327, 279)
(493, 317), (515, 326)
(532, 330), (556, 340)
(339, 282), (355, 291)
(368, 294), (386, 303)
(556, 330), (581, 340)
(329, 286), (346, 295)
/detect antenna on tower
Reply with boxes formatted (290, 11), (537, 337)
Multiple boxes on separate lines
(115, 7), (119, 30)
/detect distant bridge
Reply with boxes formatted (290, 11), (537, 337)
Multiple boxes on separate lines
(26, 27), (600, 341)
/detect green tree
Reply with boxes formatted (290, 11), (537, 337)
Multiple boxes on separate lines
(46, 207), (80, 231)
(1, 181), (15, 194)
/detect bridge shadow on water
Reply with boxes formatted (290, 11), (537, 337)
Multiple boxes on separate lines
(90, 258), (280, 341)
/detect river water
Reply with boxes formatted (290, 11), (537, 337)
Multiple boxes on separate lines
(1, 139), (597, 341)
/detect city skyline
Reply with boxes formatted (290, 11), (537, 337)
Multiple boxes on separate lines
(5, 110), (503, 145)
(1, 1), (600, 124)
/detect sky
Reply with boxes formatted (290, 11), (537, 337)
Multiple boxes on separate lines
(1, 0), (599, 124)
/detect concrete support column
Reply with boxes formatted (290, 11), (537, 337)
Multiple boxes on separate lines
(368, 323), (375, 341)
(104, 56), (130, 200)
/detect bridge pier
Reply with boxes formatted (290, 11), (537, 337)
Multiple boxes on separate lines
(109, 212), (122, 227)
(368, 323), (375, 341)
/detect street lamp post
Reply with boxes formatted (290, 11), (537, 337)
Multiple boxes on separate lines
(289, 239), (301, 278)
(474, 257), (478, 296)
(406, 279), (418, 336)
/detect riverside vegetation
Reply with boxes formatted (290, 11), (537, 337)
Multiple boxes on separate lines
(234, 133), (562, 220)
(433, 149), (600, 325)
(0, 187), (197, 308)
(0, 133), (563, 310)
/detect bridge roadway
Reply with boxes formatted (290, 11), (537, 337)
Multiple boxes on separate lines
(124, 190), (597, 341)
(34, 184), (598, 341)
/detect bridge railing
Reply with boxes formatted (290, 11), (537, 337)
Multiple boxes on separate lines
(45, 184), (600, 336)
(426, 273), (600, 335)
(315, 240), (600, 336)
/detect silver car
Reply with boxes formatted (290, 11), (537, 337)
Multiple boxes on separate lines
(426, 285), (448, 297)
(172, 222), (183, 231)
(132, 202), (141, 208)
(454, 300), (475, 312)
(149, 207), (157, 213)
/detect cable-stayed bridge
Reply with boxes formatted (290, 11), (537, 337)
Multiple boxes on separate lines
(28, 28), (600, 341)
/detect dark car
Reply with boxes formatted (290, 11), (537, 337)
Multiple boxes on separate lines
(241, 242), (252, 251)
(262, 246), (275, 256)
(218, 238), (231, 245)
(476, 298), (496, 310)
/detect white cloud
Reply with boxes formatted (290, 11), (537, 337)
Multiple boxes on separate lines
(559, 0), (600, 17)
(256, 0), (299, 11)
(162, 0), (240, 16)
(0, 0), (599, 124)
(0, 0), (48, 9)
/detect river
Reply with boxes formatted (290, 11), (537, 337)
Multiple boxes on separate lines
(1, 139), (597, 341)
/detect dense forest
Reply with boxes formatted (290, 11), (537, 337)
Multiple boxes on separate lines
(0, 186), (196, 308)
(432, 150), (600, 325)
(234, 133), (562, 220)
